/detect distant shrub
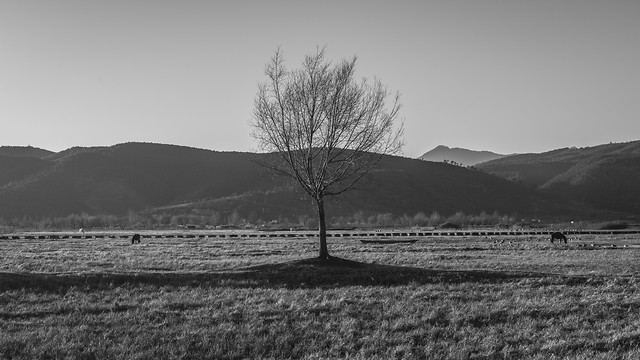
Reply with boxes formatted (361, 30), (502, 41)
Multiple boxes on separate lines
(428, 212), (442, 226)
(371, 213), (395, 227)
(446, 211), (466, 226)
(439, 222), (460, 229)
(412, 212), (429, 226)
(0, 209), (521, 231)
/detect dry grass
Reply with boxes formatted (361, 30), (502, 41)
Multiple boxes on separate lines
(2, 233), (640, 359)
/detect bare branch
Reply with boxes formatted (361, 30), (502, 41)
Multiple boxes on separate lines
(249, 48), (403, 258)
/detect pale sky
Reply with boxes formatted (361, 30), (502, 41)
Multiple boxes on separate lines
(1, 0), (639, 157)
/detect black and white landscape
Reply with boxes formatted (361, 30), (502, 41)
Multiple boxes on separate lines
(2, 1), (640, 358)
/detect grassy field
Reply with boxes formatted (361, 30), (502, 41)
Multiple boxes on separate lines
(2, 232), (640, 359)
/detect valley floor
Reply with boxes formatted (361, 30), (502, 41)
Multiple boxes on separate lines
(2, 233), (640, 359)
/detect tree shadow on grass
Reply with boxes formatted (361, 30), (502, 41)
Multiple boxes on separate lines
(0, 256), (593, 293)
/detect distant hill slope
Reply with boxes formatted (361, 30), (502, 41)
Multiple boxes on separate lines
(0, 143), (280, 218)
(419, 145), (505, 166)
(477, 141), (640, 215)
(0, 155), (50, 189)
(0, 142), (609, 222)
(145, 154), (592, 222)
(0, 146), (55, 159)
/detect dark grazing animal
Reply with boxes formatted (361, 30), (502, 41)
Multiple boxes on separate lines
(131, 233), (141, 244)
(550, 232), (567, 244)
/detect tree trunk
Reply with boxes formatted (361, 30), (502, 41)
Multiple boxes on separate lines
(316, 195), (329, 260)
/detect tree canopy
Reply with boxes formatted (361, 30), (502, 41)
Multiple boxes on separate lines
(250, 48), (404, 259)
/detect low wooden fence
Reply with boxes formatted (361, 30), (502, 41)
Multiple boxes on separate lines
(1, 229), (639, 240)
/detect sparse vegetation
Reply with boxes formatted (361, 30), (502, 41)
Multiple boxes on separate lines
(0, 210), (519, 232)
(2, 233), (640, 359)
(438, 221), (460, 229)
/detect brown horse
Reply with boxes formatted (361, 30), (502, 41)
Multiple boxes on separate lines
(550, 232), (567, 244)
(131, 233), (141, 244)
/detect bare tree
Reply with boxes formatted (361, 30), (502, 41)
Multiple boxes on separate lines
(250, 48), (403, 260)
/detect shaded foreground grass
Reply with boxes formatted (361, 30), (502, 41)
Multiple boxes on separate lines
(2, 234), (640, 359)
(0, 259), (567, 293)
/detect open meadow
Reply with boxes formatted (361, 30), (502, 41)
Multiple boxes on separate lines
(2, 231), (640, 359)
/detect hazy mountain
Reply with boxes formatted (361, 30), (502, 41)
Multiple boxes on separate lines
(419, 145), (505, 166)
(476, 141), (640, 215)
(0, 142), (632, 222)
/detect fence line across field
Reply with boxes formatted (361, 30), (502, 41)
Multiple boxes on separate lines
(2, 229), (639, 240)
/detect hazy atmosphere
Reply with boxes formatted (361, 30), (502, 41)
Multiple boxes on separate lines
(2, 0), (639, 156)
(3, 2), (640, 358)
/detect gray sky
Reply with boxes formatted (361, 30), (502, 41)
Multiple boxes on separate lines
(2, 0), (639, 157)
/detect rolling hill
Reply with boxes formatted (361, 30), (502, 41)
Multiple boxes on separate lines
(476, 141), (640, 215)
(0, 145), (54, 159)
(0, 142), (633, 223)
(0, 143), (280, 218)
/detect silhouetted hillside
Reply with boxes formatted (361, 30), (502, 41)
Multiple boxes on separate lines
(0, 146), (54, 159)
(0, 155), (50, 188)
(477, 141), (640, 215)
(0, 142), (630, 222)
(0, 143), (280, 218)
(328, 155), (580, 219)
(542, 155), (640, 215)
(419, 145), (505, 166)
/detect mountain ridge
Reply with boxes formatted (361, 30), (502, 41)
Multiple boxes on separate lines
(419, 145), (505, 166)
(0, 141), (637, 223)
(0, 142), (608, 222)
(0, 146), (54, 159)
